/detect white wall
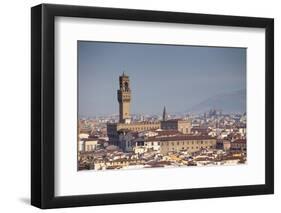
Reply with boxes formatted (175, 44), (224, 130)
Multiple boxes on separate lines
(0, 0), (279, 212)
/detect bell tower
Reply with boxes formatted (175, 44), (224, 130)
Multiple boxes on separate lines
(117, 72), (131, 124)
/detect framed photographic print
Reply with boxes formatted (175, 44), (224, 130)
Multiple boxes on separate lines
(31, 3), (274, 209)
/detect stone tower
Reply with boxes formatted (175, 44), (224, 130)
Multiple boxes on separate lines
(117, 72), (131, 124)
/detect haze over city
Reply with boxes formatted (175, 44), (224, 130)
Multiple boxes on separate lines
(78, 41), (246, 117)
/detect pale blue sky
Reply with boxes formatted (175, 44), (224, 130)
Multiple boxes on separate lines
(78, 41), (246, 117)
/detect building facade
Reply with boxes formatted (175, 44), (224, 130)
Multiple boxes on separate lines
(82, 139), (99, 152)
(159, 136), (216, 155)
(231, 139), (246, 151)
(160, 119), (191, 134)
(107, 121), (160, 145)
(128, 135), (216, 155)
(216, 139), (231, 151)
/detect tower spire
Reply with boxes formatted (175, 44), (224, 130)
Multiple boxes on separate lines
(162, 106), (167, 121)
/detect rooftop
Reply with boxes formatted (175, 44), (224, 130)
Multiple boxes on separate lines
(145, 135), (215, 142)
(232, 139), (246, 144)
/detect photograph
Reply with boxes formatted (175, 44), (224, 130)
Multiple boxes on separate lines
(29, 2), (274, 209)
(77, 41), (247, 171)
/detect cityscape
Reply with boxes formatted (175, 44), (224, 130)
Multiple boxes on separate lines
(78, 73), (246, 171)
(77, 42), (246, 171)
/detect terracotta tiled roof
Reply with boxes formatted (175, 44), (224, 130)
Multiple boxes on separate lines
(145, 135), (215, 142)
(156, 130), (182, 136)
(232, 139), (246, 144)
(163, 119), (188, 122)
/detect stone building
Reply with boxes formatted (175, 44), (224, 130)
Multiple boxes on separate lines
(161, 119), (191, 134)
(129, 135), (216, 155)
(160, 106), (191, 134)
(107, 121), (160, 145)
(143, 135), (216, 155)
(118, 72), (131, 124)
(216, 139), (231, 151)
(83, 139), (99, 152)
(107, 73), (161, 144)
(107, 73), (191, 146)
(231, 139), (246, 151)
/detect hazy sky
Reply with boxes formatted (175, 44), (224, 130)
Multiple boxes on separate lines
(78, 41), (246, 117)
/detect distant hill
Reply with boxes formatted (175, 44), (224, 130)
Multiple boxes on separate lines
(187, 89), (246, 114)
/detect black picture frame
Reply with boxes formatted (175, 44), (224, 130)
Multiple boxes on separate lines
(31, 3), (274, 209)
